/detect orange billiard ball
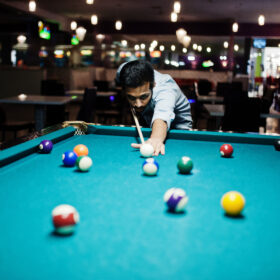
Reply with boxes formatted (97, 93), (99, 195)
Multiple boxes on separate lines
(221, 191), (245, 216)
(73, 144), (89, 157)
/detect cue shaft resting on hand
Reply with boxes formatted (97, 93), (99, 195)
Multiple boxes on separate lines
(131, 107), (145, 145)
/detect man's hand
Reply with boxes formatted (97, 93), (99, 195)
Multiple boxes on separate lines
(131, 119), (167, 156)
(131, 138), (165, 156)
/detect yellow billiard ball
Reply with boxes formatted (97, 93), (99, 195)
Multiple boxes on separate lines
(221, 191), (245, 216)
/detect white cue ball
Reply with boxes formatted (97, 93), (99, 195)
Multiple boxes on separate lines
(140, 143), (154, 157)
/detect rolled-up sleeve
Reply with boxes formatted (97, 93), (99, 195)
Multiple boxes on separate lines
(151, 78), (179, 130)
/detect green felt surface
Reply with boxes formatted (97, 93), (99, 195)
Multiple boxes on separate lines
(0, 126), (280, 280)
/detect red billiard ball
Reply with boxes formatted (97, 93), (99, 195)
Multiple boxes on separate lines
(220, 144), (233, 158)
(52, 204), (80, 235)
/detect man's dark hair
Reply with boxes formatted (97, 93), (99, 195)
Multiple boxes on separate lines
(119, 60), (154, 90)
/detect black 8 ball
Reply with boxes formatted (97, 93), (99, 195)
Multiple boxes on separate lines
(274, 139), (280, 151)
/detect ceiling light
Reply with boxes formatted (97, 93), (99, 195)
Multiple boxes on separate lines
(171, 12), (177, 22)
(159, 45), (165, 51)
(121, 40), (127, 47)
(115, 20), (122, 30)
(182, 48), (187, 53)
(174, 1), (181, 13)
(17, 35), (27, 44)
(71, 21), (77, 30)
(86, 0), (94, 4)
(151, 40), (158, 48)
(197, 45), (202, 52)
(232, 22), (238, 33)
(91, 15), (98, 25)
(171, 45), (176, 51)
(176, 28), (187, 43)
(223, 41), (229, 48)
(96, 34), (105, 43)
(258, 15), (265, 26)
(140, 44), (145, 50)
(234, 44), (239, 51)
(76, 27), (87, 41)
(29, 1), (36, 12)
(206, 47), (211, 53)
(182, 35), (191, 47)
(193, 43), (198, 50)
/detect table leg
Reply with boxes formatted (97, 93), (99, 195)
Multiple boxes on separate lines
(34, 105), (46, 131)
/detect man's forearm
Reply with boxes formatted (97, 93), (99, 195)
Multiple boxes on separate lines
(150, 119), (168, 142)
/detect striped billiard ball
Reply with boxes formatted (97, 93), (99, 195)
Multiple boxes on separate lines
(164, 188), (189, 213)
(142, 158), (159, 176)
(52, 204), (79, 235)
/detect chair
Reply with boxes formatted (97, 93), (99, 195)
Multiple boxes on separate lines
(95, 90), (127, 124)
(197, 79), (212, 96)
(216, 82), (231, 97)
(244, 98), (261, 132)
(0, 106), (34, 142)
(222, 82), (260, 132)
(94, 80), (110, 91)
(40, 79), (68, 126)
(77, 88), (97, 122)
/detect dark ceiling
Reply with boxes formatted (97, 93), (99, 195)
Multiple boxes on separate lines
(1, 0), (280, 40)
(1, 0), (280, 24)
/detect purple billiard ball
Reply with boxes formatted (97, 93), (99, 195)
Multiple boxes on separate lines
(62, 151), (78, 167)
(163, 188), (189, 213)
(39, 140), (53, 153)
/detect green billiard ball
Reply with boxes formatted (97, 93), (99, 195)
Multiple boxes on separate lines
(177, 156), (193, 174)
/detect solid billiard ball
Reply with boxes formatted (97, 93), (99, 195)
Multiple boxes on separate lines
(140, 143), (154, 157)
(52, 204), (80, 235)
(221, 191), (245, 216)
(163, 188), (189, 213)
(177, 156), (193, 174)
(274, 139), (280, 151)
(74, 144), (89, 157)
(76, 156), (92, 171)
(220, 144), (233, 158)
(142, 158), (159, 176)
(39, 140), (53, 153)
(62, 151), (78, 167)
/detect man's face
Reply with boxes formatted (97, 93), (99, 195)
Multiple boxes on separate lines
(126, 82), (152, 112)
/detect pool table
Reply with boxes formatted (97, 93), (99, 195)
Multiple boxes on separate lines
(0, 123), (280, 280)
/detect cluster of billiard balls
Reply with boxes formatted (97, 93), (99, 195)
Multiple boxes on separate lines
(41, 139), (280, 235)
(140, 143), (194, 176)
(141, 143), (245, 217)
(38, 140), (92, 172)
(62, 144), (92, 172)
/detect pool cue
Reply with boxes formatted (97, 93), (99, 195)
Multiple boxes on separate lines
(130, 107), (145, 145)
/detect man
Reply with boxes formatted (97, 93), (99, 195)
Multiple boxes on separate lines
(116, 60), (192, 155)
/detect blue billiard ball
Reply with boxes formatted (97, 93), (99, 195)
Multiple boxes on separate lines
(163, 188), (188, 212)
(39, 140), (53, 153)
(62, 151), (78, 167)
(142, 158), (159, 176)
